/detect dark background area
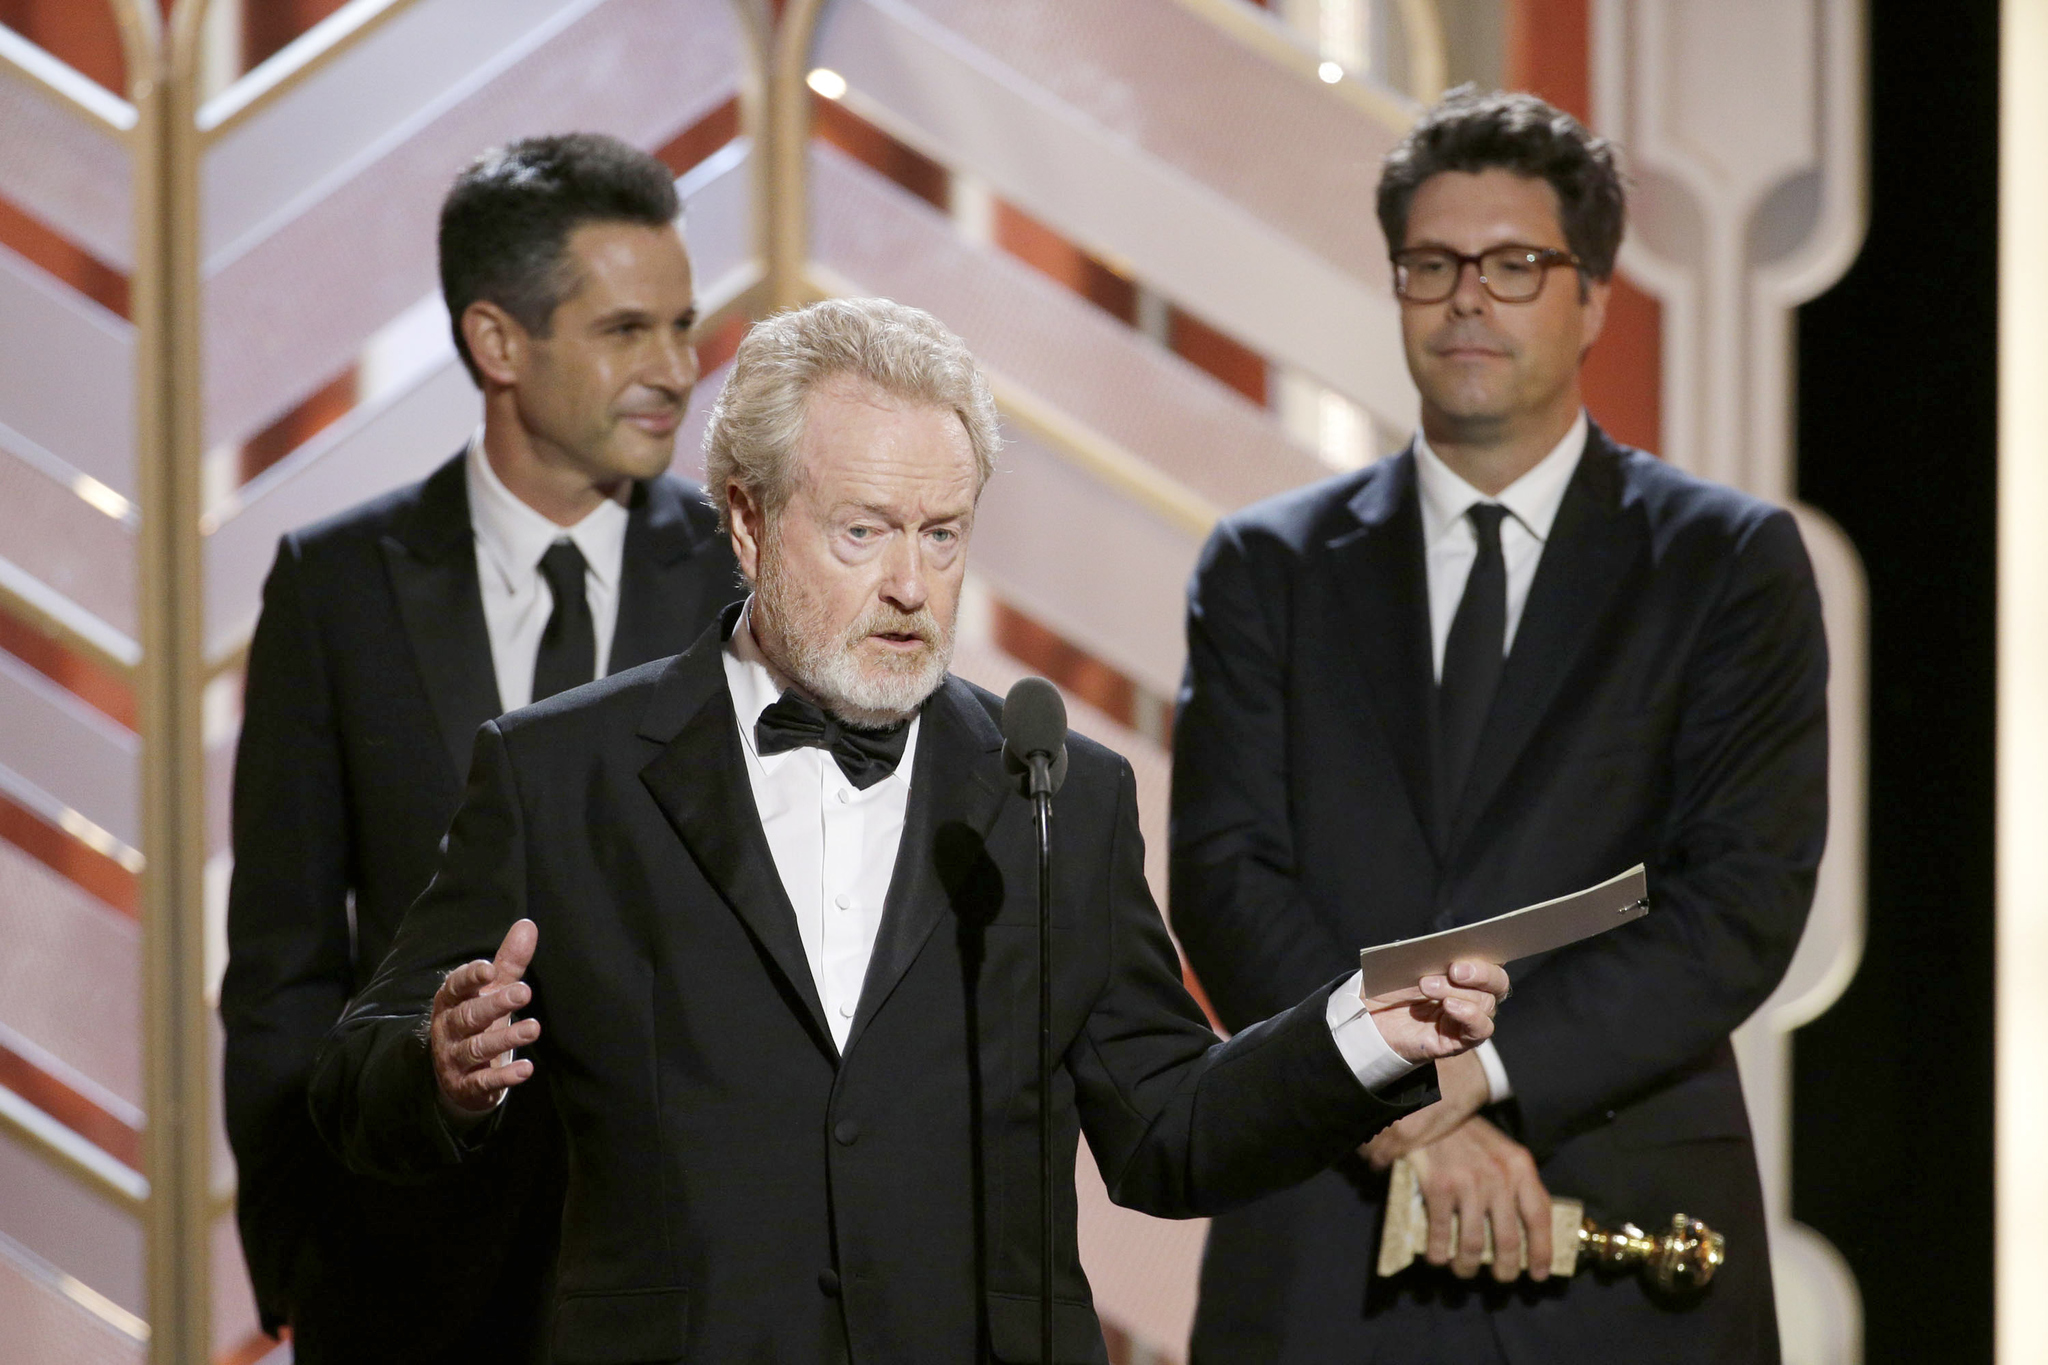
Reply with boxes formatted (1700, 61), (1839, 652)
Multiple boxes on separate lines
(1792, 2), (1998, 1360)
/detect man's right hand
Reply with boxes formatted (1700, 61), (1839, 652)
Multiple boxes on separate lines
(1363, 958), (1509, 1063)
(1402, 1113), (1554, 1283)
(430, 918), (541, 1116)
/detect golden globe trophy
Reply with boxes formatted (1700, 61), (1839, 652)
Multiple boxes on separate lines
(1375, 1156), (1725, 1297)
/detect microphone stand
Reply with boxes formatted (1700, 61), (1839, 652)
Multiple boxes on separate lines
(1026, 750), (1056, 1365)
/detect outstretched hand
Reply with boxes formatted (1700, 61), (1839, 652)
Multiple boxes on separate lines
(430, 918), (541, 1117)
(1365, 958), (1508, 1065)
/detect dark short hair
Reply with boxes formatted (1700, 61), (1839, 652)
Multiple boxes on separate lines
(1376, 87), (1626, 281)
(438, 132), (679, 384)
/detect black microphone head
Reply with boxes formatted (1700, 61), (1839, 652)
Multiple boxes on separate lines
(1001, 676), (1069, 795)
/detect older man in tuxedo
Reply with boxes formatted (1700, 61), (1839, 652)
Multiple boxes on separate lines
(310, 297), (1514, 1364)
(221, 133), (740, 1361)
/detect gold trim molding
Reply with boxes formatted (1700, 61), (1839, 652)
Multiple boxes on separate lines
(196, 0), (424, 142)
(0, 22), (138, 136)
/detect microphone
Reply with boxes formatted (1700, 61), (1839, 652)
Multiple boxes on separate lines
(1001, 676), (1069, 798)
(1001, 676), (1067, 1365)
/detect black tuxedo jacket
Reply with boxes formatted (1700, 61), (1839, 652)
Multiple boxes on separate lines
(1171, 428), (1827, 1364)
(220, 452), (740, 1360)
(309, 616), (1434, 1364)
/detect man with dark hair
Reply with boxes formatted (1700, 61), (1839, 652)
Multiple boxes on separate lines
(1375, 88), (1627, 287)
(1174, 87), (1826, 1363)
(221, 131), (740, 1363)
(438, 131), (683, 385)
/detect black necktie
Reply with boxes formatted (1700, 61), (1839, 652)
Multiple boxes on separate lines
(755, 692), (911, 790)
(531, 540), (596, 704)
(1435, 503), (1509, 841)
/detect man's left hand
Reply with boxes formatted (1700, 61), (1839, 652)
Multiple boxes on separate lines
(1366, 958), (1508, 1064)
(1398, 1113), (1554, 1282)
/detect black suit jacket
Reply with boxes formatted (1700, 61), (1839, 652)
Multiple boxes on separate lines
(1171, 428), (1827, 1363)
(220, 452), (740, 1359)
(308, 617), (1434, 1364)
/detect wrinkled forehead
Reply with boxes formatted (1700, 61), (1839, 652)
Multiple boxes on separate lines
(791, 376), (979, 517)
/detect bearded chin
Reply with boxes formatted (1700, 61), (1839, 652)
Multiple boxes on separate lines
(756, 545), (954, 728)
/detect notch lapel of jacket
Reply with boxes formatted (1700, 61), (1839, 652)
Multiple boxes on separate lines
(1329, 451), (1440, 854)
(380, 452), (501, 783)
(1447, 427), (1644, 857)
(842, 676), (1007, 1057)
(610, 477), (729, 672)
(636, 615), (834, 1052)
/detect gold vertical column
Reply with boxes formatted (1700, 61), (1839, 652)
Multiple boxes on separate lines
(764, 0), (827, 310)
(114, 0), (215, 1359)
(731, 0), (778, 303)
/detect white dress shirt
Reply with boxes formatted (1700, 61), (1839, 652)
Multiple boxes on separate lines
(723, 606), (918, 1053)
(722, 602), (1418, 1088)
(1408, 409), (1590, 1104)
(465, 435), (631, 714)
(1414, 409), (1588, 680)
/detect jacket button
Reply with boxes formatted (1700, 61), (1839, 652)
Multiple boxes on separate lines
(818, 1268), (841, 1297)
(834, 1119), (860, 1145)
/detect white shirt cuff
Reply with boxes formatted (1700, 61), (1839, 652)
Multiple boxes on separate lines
(1326, 969), (1421, 1094)
(1475, 1038), (1513, 1103)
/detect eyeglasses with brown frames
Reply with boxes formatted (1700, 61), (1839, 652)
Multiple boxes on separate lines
(1390, 245), (1583, 304)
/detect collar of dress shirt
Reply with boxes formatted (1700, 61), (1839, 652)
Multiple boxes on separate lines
(1412, 408), (1588, 546)
(722, 597), (921, 784)
(463, 431), (630, 596)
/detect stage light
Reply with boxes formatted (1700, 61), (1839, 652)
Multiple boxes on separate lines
(1317, 60), (1343, 84)
(808, 67), (848, 100)
(71, 472), (132, 522)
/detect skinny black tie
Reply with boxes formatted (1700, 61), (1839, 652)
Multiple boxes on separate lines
(531, 540), (596, 704)
(1435, 503), (1509, 842)
(755, 692), (911, 790)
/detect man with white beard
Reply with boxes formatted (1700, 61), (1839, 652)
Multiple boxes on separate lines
(310, 297), (1512, 1364)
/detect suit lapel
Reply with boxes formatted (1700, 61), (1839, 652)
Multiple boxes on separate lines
(842, 677), (1007, 1056)
(380, 453), (501, 783)
(1446, 429), (1644, 859)
(1329, 452), (1440, 856)
(637, 618), (835, 1053)
(610, 477), (726, 672)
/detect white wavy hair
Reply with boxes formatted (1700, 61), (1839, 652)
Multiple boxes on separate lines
(702, 296), (1002, 534)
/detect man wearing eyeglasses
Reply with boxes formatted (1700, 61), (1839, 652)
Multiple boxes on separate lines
(1173, 89), (1827, 1363)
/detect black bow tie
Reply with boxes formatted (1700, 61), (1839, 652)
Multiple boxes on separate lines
(754, 693), (911, 790)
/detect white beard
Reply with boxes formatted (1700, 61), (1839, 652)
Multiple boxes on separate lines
(755, 539), (954, 729)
